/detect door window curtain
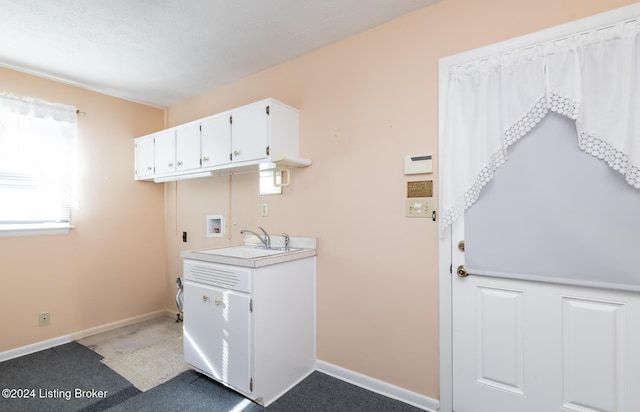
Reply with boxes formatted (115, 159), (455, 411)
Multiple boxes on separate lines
(0, 93), (77, 234)
(441, 19), (640, 234)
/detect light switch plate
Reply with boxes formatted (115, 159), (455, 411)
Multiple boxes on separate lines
(406, 197), (433, 218)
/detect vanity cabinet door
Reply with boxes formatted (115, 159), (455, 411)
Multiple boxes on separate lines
(183, 281), (252, 393)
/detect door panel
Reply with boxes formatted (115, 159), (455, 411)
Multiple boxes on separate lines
(476, 287), (524, 395)
(562, 297), (625, 412)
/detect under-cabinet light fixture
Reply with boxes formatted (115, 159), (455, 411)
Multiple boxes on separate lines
(153, 171), (213, 183)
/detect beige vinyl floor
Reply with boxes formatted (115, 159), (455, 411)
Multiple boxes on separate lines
(78, 315), (189, 391)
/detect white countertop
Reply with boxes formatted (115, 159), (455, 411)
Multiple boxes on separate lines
(181, 237), (318, 268)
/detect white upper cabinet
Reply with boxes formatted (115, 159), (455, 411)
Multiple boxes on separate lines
(201, 112), (232, 168)
(134, 134), (155, 179)
(176, 122), (202, 172)
(134, 98), (306, 182)
(153, 128), (177, 175)
(231, 101), (269, 163)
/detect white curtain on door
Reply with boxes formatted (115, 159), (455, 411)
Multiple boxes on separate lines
(441, 19), (640, 234)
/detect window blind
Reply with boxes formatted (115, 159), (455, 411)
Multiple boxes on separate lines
(0, 93), (77, 234)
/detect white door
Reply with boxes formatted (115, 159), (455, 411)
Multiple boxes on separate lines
(451, 115), (640, 412)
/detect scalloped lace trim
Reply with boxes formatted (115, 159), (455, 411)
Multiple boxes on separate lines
(579, 133), (640, 189)
(442, 93), (639, 232)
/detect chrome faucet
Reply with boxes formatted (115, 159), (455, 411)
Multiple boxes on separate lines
(282, 233), (290, 251)
(240, 227), (271, 249)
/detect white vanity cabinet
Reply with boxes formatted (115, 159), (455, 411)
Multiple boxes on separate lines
(182, 254), (316, 406)
(183, 275), (252, 393)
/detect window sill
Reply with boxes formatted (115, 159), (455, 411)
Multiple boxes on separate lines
(0, 224), (73, 237)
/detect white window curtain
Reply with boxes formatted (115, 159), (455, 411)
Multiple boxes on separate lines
(0, 93), (77, 234)
(441, 19), (640, 234)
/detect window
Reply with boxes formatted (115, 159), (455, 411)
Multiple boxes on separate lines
(0, 93), (77, 236)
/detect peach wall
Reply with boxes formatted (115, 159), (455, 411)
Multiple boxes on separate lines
(161, 0), (636, 399)
(0, 68), (166, 351)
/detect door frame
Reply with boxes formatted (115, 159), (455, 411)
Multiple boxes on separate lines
(436, 4), (640, 411)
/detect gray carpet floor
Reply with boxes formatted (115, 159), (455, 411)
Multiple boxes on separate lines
(0, 342), (139, 411)
(0, 342), (424, 412)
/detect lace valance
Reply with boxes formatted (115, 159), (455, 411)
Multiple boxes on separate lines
(441, 19), (640, 234)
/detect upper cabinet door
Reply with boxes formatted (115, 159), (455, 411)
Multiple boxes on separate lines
(154, 128), (177, 175)
(176, 122), (201, 172)
(231, 102), (269, 163)
(201, 113), (232, 167)
(134, 134), (155, 179)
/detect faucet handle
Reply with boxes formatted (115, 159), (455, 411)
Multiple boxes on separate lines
(282, 233), (290, 251)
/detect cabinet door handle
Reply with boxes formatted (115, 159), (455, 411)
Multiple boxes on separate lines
(233, 150), (240, 157)
(215, 299), (221, 305)
(202, 156), (209, 162)
(202, 295), (208, 302)
(168, 162), (174, 167)
(147, 166), (153, 170)
(177, 161), (183, 166)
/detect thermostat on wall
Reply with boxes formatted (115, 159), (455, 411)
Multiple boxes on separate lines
(404, 154), (433, 175)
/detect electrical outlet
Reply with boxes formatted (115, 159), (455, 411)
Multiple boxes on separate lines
(39, 312), (50, 327)
(261, 203), (269, 217)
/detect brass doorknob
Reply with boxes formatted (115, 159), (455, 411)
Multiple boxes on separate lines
(456, 265), (468, 278)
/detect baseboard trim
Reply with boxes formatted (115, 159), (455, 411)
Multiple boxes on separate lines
(315, 360), (439, 411)
(0, 309), (171, 362)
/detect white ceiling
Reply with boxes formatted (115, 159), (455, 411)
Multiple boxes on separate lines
(0, 0), (438, 108)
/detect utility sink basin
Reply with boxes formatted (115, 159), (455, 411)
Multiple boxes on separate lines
(196, 246), (300, 259)
(181, 237), (317, 268)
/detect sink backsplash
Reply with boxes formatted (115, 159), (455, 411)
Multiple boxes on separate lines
(243, 235), (318, 251)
